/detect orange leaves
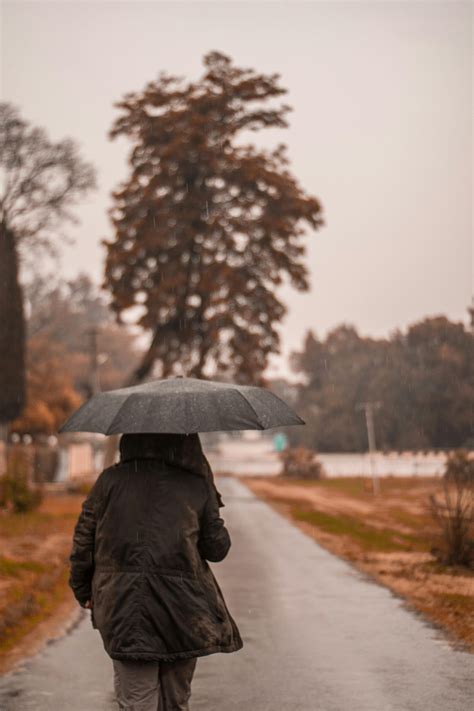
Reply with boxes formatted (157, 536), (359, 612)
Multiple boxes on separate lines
(103, 52), (324, 383)
(11, 336), (82, 435)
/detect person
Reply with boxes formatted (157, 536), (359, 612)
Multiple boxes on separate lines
(68, 432), (243, 710)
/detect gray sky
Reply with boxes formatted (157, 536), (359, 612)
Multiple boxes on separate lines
(2, 0), (472, 379)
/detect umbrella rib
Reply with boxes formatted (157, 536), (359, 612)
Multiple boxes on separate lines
(105, 395), (133, 434)
(234, 390), (264, 429)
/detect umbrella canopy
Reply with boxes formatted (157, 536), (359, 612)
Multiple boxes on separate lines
(58, 376), (305, 435)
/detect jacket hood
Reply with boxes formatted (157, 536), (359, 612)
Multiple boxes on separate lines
(119, 432), (211, 478)
(118, 432), (224, 508)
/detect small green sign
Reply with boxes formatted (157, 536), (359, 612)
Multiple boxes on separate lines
(273, 432), (288, 452)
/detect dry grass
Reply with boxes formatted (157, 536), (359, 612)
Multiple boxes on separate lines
(0, 493), (84, 672)
(244, 475), (474, 652)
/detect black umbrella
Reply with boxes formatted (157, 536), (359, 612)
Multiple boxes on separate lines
(58, 376), (305, 434)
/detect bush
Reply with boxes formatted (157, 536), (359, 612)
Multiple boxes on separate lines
(444, 448), (474, 485)
(279, 446), (326, 480)
(0, 450), (43, 513)
(429, 449), (474, 568)
(65, 478), (93, 496)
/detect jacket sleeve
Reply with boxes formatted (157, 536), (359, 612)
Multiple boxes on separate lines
(68, 473), (105, 605)
(197, 476), (231, 563)
(202, 452), (225, 508)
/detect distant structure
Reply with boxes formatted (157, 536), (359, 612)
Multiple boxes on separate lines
(469, 297), (474, 333)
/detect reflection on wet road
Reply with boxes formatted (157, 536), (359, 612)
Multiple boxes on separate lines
(1, 477), (473, 710)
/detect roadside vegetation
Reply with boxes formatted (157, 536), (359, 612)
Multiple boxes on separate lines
(0, 450), (43, 513)
(245, 454), (474, 652)
(0, 490), (83, 673)
(430, 449), (474, 568)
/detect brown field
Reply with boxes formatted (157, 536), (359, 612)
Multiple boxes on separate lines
(0, 493), (84, 674)
(243, 475), (474, 652)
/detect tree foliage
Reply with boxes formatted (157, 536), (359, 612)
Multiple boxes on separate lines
(12, 274), (142, 435)
(0, 102), (96, 424)
(103, 51), (323, 384)
(290, 316), (474, 451)
(10, 335), (82, 435)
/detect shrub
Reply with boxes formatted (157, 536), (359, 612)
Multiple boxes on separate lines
(279, 446), (326, 480)
(429, 449), (474, 568)
(444, 448), (474, 485)
(65, 478), (93, 496)
(0, 450), (43, 513)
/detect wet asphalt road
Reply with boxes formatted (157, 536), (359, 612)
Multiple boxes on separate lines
(1, 476), (473, 711)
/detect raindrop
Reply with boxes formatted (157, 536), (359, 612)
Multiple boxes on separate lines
(205, 201), (209, 219)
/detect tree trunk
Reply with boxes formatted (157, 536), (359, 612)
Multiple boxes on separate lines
(102, 327), (163, 468)
(0, 222), (26, 425)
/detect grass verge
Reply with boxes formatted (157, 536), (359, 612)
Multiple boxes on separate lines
(291, 506), (428, 553)
(244, 475), (474, 652)
(0, 493), (84, 672)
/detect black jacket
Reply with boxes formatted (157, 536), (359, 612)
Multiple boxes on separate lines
(69, 433), (243, 662)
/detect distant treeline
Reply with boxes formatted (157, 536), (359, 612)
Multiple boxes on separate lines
(279, 316), (473, 452)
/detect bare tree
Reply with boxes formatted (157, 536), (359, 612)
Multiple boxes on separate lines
(430, 450), (474, 568)
(0, 102), (97, 426)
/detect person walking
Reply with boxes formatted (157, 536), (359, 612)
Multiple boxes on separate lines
(68, 431), (243, 710)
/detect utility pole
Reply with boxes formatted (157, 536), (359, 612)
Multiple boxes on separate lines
(86, 327), (101, 396)
(85, 327), (102, 478)
(355, 400), (382, 495)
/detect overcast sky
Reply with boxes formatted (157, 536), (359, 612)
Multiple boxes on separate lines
(2, 0), (472, 379)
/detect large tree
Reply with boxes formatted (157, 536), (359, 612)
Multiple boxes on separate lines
(0, 103), (96, 425)
(103, 51), (323, 385)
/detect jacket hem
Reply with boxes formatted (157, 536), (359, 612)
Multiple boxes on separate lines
(107, 639), (243, 663)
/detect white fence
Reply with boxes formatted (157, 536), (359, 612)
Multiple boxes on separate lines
(207, 438), (450, 477)
(0, 438), (463, 481)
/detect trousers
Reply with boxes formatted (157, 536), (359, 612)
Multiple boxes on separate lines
(112, 657), (197, 711)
